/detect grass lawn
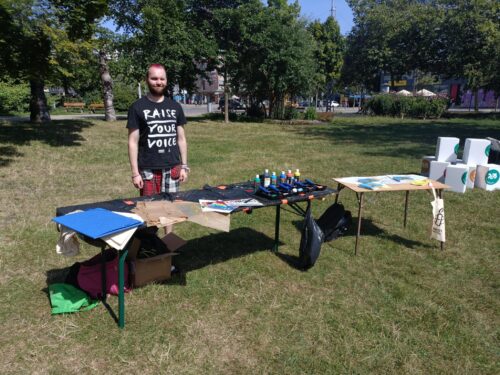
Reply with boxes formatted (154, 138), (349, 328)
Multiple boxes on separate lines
(0, 114), (499, 374)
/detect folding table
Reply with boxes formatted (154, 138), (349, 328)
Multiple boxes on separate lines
(55, 181), (336, 328)
(332, 178), (449, 255)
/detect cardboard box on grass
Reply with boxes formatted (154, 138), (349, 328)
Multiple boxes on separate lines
(463, 138), (490, 166)
(421, 156), (436, 176)
(128, 232), (186, 288)
(429, 161), (450, 183)
(475, 164), (500, 191)
(436, 137), (459, 162)
(444, 164), (468, 193)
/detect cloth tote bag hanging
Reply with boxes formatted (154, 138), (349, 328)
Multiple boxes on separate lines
(430, 185), (446, 242)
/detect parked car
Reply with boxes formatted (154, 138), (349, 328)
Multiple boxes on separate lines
(218, 98), (246, 111)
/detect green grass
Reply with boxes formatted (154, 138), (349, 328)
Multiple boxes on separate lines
(0, 114), (499, 374)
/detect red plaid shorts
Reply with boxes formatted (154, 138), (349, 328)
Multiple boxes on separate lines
(140, 167), (180, 196)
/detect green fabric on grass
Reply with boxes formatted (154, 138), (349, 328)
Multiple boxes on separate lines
(49, 283), (99, 314)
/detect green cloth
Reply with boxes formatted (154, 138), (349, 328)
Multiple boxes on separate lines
(49, 283), (99, 315)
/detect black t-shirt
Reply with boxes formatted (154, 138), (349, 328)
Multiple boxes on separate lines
(126, 96), (187, 169)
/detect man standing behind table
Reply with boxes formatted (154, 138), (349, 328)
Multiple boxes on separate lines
(127, 64), (189, 196)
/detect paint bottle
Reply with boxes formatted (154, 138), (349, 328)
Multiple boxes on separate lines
(280, 171), (286, 184)
(294, 169), (301, 182)
(263, 169), (271, 187)
(271, 171), (277, 186)
(254, 174), (261, 192)
(286, 169), (293, 184)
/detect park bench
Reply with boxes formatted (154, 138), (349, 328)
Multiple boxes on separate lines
(63, 102), (85, 112)
(88, 103), (105, 113)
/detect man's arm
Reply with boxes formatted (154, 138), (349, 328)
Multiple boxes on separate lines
(177, 125), (188, 182)
(128, 128), (143, 189)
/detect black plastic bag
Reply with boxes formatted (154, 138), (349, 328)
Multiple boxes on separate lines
(299, 207), (324, 270)
(316, 203), (352, 242)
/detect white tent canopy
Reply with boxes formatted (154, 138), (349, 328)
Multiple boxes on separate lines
(396, 89), (412, 96)
(416, 89), (436, 97)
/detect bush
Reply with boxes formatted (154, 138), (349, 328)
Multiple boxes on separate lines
(364, 94), (448, 119)
(0, 81), (30, 114)
(284, 106), (300, 120)
(246, 103), (266, 118)
(303, 106), (317, 120)
(113, 82), (137, 112)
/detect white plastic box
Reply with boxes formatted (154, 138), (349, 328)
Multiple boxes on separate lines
(463, 138), (490, 166)
(459, 164), (477, 189)
(421, 156), (436, 176)
(436, 137), (460, 162)
(475, 164), (500, 191)
(444, 164), (469, 193)
(429, 161), (450, 183)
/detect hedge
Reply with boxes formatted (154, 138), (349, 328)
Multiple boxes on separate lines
(363, 94), (449, 119)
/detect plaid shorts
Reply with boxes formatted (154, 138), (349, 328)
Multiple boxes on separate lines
(140, 168), (179, 196)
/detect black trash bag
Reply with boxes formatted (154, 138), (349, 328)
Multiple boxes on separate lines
(316, 203), (352, 242)
(488, 137), (500, 164)
(299, 207), (324, 270)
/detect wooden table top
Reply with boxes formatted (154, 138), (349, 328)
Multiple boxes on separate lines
(332, 177), (449, 193)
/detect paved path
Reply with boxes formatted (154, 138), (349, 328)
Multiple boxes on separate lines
(1, 105), (496, 122)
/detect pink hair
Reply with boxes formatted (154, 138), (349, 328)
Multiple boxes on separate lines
(147, 64), (166, 77)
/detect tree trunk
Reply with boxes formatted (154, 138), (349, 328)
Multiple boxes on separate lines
(473, 88), (479, 112)
(99, 50), (116, 121)
(29, 79), (51, 123)
(224, 67), (229, 123)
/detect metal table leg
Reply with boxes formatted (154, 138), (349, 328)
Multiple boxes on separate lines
(354, 192), (364, 255)
(273, 204), (281, 252)
(118, 247), (129, 329)
(404, 190), (410, 228)
(438, 189), (445, 251)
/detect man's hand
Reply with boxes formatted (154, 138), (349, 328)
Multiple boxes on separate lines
(132, 174), (144, 189)
(179, 169), (188, 182)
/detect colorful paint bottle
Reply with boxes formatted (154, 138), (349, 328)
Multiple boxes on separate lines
(280, 171), (286, 184)
(254, 174), (261, 192)
(294, 169), (301, 182)
(263, 169), (271, 187)
(271, 171), (277, 186)
(286, 169), (293, 184)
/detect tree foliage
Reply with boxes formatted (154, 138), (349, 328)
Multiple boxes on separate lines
(1, 0), (109, 122)
(344, 0), (500, 107)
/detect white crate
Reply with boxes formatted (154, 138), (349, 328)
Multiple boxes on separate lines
(463, 138), (490, 166)
(436, 137), (459, 162)
(429, 161), (450, 183)
(475, 164), (500, 191)
(445, 164), (469, 193)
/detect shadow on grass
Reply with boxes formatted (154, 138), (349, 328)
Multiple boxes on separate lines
(174, 227), (276, 274)
(0, 119), (94, 167)
(296, 117), (500, 159)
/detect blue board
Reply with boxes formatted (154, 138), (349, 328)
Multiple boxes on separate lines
(52, 208), (143, 239)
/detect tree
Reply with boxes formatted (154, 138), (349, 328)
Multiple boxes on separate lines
(232, 0), (316, 118)
(437, 0), (500, 110)
(1, 0), (108, 123)
(308, 16), (345, 108)
(111, 0), (217, 96)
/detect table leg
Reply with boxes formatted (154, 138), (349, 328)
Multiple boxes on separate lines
(334, 183), (342, 204)
(404, 190), (410, 228)
(118, 247), (128, 329)
(355, 193), (364, 255)
(438, 189), (445, 251)
(273, 204), (281, 252)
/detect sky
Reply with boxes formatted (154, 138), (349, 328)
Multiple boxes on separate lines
(104, 1), (354, 36)
(293, 0), (354, 35)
